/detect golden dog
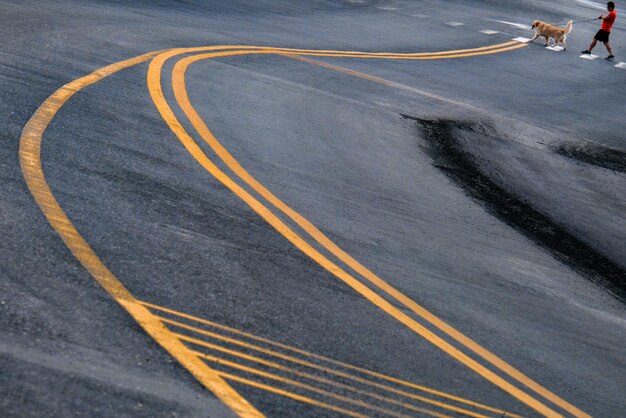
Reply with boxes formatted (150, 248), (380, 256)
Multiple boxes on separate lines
(530, 20), (573, 49)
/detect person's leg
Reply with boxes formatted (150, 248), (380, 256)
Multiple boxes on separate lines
(588, 38), (598, 51)
(604, 41), (614, 55)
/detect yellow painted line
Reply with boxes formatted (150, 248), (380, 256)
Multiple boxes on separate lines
(158, 47), (580, 417)
(18, 41), (526, 418)
(142, 300), (522, 418)
(13, 40), (539, 418)
(160, 313), (520, 418)
(150, 46), (561, 417)
(151, 40), (521, 59)
(194, 349), (448, 418)
(217, 372), (370, 418)
(174, 47), (589, 418)
(285, 52), (497, 113)
(270, 56), (594, 418)
(290, 43), (528, 60)
(18, 51), (264, 418)
(166, 317), (515, 417)
(178, 333), (494, 418)
(286, 40), (522, 56)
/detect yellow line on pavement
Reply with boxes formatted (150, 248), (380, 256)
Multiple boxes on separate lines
(149, 46), (563, 417)
(179, 333), (494, 418)
(149, 40), (521, 60)
(284, 52), (490, 112)
(17, 40), (537, 418)
(165, 317), (514, 417)
(18, 50), (264, 418)
(142, 300), (522, 417)
(291, 43), (528, 60)
(160, 47), (582, 417)
(241, 40), (521, 57)
(282, 55), (596, 418)
(272, 54), (594, 418)
(195, 350), (449, 418)
(217, 372), (370, 418)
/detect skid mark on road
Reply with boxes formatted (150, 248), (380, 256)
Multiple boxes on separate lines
(19, 40), (592, 418)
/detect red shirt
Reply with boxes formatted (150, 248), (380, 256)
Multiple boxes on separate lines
(601, 10), (617, 32)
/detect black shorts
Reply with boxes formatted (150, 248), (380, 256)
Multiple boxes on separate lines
(594, 29), (610, 42)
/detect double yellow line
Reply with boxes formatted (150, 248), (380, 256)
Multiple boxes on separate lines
(150, 44), (588, 418)
(20, 40), (588, 418)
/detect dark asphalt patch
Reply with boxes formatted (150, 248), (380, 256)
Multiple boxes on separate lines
(403, 115), (626, 303)
(553, 142), (626, 173)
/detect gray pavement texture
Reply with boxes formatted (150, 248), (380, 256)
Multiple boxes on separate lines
(1, 0), (625, 417)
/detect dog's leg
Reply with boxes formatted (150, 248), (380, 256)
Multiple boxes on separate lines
(530, 28), (541, 42)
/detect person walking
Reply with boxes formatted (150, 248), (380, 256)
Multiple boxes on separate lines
(581, 1), (617, 60)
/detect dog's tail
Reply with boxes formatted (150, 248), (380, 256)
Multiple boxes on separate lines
(565, 20), (573, 34)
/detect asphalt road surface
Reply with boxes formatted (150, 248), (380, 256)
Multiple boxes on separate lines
(1, 1), (625, 417)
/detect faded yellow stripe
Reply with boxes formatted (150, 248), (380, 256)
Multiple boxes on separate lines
(218, 372), (370, 418)
(195, 350), (449, 418)
(178, 333), (493, 418)
(18, 51), (263, 418)
(142, 300), (521, 417)
(166, 316), (507, 417)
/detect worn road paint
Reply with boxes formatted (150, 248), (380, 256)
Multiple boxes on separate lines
(141, 300), (522, 417)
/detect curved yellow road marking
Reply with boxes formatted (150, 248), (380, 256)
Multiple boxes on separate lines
(165, 46), (589, 418)
(151, 40), (522, 59)
(164, 48), (593, 418)
(17, 41), (546, 418)
(148, 46), (572, 417)
(18, 50), (264, 418)
(288, 44), (527, 59)
(279, 40), (522, 56)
